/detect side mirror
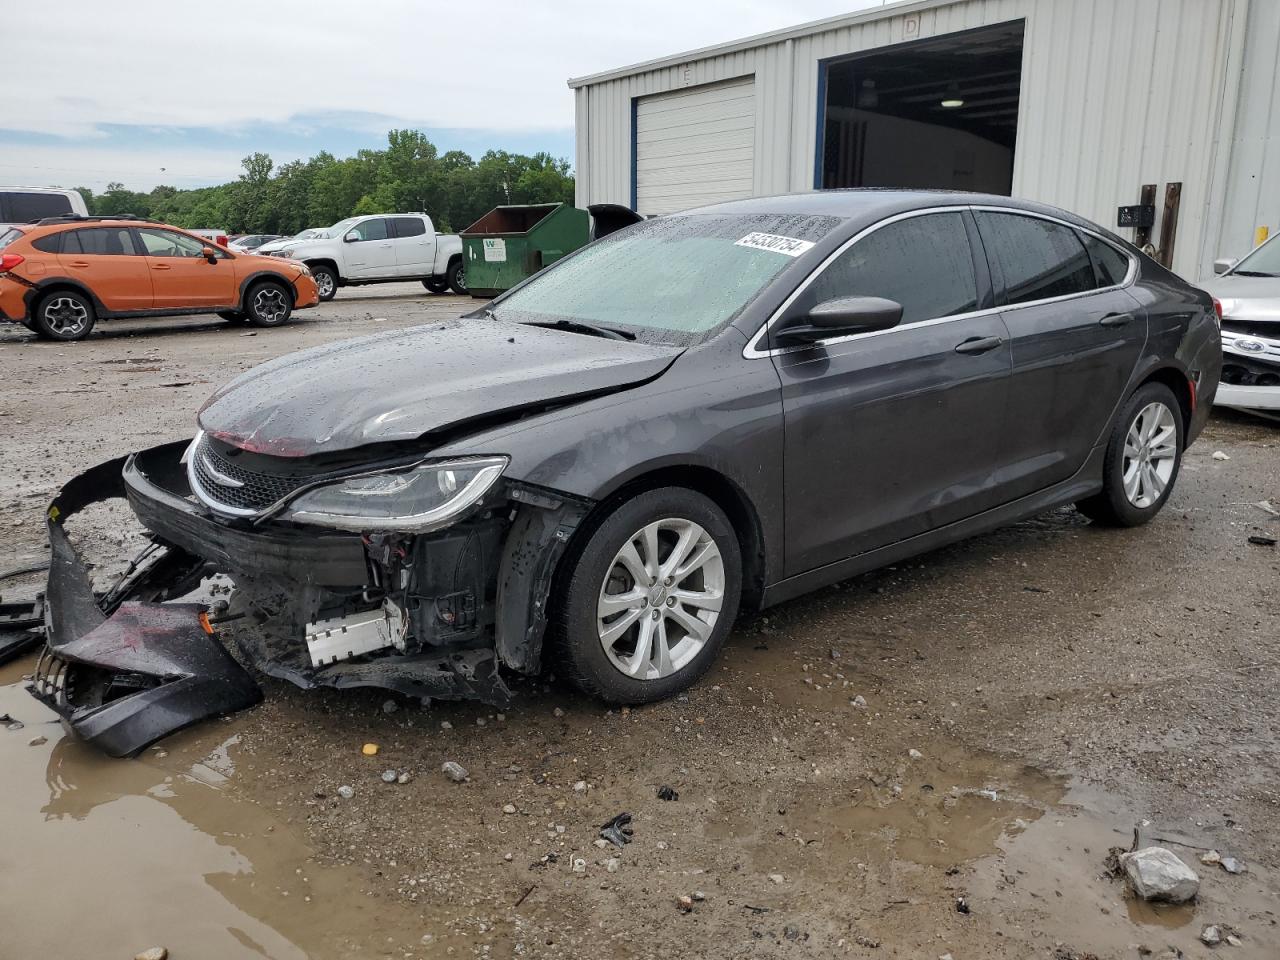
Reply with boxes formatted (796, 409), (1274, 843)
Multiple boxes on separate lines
(344, 231), (359, 243)
(776, 296), (903, 345)
(202, 246), (217, 264)
(1213, 257), (1237, 275)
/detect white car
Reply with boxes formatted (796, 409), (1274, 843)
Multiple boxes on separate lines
(1202, 234), (1280, 418)
(276, 214), (465, 300)
(0, 186), (88, 228)
(258, 228), (328, 255)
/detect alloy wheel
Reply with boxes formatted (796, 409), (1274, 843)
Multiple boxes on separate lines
(315, 271), (335, 298)
(43, 297), (90, 337)
(597, 518), (725, 680)
(252, 287), (289, 324)
(1122, 401), (1177, 508)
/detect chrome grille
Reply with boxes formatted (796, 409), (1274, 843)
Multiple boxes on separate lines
(189, 433), (315, 516)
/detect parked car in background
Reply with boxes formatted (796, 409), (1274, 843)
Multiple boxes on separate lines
(45, 191), (1219, 737)
(275, 213), (465, 300)
(257, 228), (329, 256)
(190, 228), (231, 248)
(0, 216), (318, 340)
(0, 186), (88, 228)
(1202, 233), (1280, 418)
(228, 234), (284, 254)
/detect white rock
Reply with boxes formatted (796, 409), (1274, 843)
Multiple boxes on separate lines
(606, 857), (620, 873)
(441, 761), (469, 783)
(850, 696), (867, 709)
(553, 707), (565, 718)
(573, 780), (587, 793)
(768, 873), (785, 884)
(1119, 847), (1200, 903)
(1201, 925), (1222, 946)
(439, 720), (453, 730)
(1212, 450), (1230, 461)
(502, 803), (517, 815)
(337, 785), (355, 799)
(135, 949), (168, 960)
(908, 749), (924, 760)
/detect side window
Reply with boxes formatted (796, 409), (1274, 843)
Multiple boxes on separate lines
(4, 191), (74, 222)
(797, 212), (978, 325)
(32, 233), (63, 254)
(348, 218), (388, 242)
(137, 229), (206, 258)
(392, 217), (426, 239)
(1080, 233), (1131, 287)
(64, 228), (135, 255)
(977, 212), (1095, 304)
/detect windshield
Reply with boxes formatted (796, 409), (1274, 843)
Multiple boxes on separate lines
(493, 213), (840, 345)
(0, 227), (23, 250)
(327, 217), (359, 237)
(1232, 234), (1280, 277)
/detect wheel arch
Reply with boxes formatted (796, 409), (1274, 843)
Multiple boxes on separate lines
(24, 277), (108, 319)
(237, 271), (297, 309)
(302, 257), (340, 279)
(1136, 364), (1194, 434)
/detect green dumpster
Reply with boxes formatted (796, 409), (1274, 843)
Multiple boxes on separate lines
(460, 203), (589, 298)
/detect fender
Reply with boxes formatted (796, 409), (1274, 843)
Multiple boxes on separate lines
(23, 276), (111, 318)
(237, 270), (298, 309)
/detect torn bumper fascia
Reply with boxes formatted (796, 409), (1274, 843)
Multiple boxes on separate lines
(25, 455), (262, 757)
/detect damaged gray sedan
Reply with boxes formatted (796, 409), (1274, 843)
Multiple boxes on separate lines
(17, 190), (1221, 755)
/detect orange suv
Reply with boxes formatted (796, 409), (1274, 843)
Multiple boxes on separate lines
(0, 216), (319, 341)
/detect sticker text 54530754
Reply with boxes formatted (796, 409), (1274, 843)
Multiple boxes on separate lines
(734, 232), (816, 257)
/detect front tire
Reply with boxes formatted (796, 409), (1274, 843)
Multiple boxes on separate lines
(33, 290), (96, 341)
(1077, 382), (1183, 527)
(447, 259), (467, 295)
(423, 278), (449, 294)
(311, 265), (337, 301)
(552, 487), (742, 704)
(244, 281), (294, 328)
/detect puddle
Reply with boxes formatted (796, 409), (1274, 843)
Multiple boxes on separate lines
(0, 659), (438, 960)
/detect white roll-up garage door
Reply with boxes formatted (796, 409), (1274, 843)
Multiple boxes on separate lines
(634, 76), (756, 216)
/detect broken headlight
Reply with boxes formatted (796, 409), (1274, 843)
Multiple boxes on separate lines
(283, 456), (508, 533)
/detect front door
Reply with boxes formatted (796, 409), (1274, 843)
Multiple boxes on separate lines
(771, 210), (1012, 576)
(390, 216), (435, 276)
(56, 226), (152, 311)
(135, 228), (235, 308)
(342, 218), (397, 278)
(973, 211), (1147, 499)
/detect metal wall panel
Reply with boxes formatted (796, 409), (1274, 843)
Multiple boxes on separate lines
(573, 0), (1259, 279)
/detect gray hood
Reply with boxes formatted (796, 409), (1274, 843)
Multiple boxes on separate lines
(1199, 274), (1280, 324)
(198, 318), (679, 457)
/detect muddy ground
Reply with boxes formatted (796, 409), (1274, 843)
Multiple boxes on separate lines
(1, 287), (1277, 960)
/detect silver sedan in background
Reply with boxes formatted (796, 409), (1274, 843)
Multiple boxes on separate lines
(1203, 234), (1280, 419)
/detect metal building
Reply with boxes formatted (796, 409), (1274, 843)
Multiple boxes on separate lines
(568, 0), (1280, 280)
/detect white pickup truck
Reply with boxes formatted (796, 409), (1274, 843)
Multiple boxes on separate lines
(271, 213), (465, 300)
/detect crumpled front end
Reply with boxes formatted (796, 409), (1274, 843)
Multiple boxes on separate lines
(1217, 320), (1280, 415)
(21, 435), (593, 754)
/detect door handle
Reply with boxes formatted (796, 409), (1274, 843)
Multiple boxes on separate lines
(1100, 312), (1133, 327)
(954, 335), (1004, 355)
(68, 260), (90, 268)
(152, 264), (172, 271)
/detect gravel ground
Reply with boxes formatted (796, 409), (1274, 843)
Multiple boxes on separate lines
(1, 287), (1277, 959)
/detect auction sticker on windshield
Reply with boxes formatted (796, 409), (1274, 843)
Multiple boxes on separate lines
(734, 233), (815, 257)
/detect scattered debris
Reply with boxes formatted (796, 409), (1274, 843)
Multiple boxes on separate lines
(361, 743), (378, 756)
(690, 890), (706, 902)
(28, 735), (47, 746)
(657, 785), (679, 801)
(676, 895), (694, 913)
(1119, 847), (1199, 903)
(599, 812), (634, 847)
(1254, 499), (1280, 517)
(742, 904), (771, 915)
(442, 761), (469, 783)
(502, 803), (517, 815)
(135, 948), (168, 960)
(1212, 451), (1230, 461)
(606, 858), (620, 873)
(1201, 850), (1222, 866)
(5, 718), (24, 731)
(1051, 949), (1100, 960)
(850, 695), (868, 709)
(440, 720), (453, 730)
(1201, 925), (1223, 947)
(1220, 856), (1246, 875)
(908, 749), (924, 760)
(1226, 935), (1243, 947)
(382, 699), (398, 714)
(336, 785), (355, 799)
(573, 780), (587, 793)
(977, 789), (1000, 801)
(571, 857), (587, 874)
(768, 873), (786, 885)
(381, 769), (397, 783)
(1247, 534), (1277, 547)
(853, 934), (881, 948)
(553, 707), (565, 718)
(955, 896), (970, 914)
(396, 771), (412, 784)
(829, 648), (841, 659)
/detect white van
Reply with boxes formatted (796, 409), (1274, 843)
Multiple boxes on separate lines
(0, 186), (89, 227)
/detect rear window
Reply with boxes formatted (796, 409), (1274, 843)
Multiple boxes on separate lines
(392, 217), (426, 239)
(1081, 234), (1132, 286)
(977, 211), (1096, 305)
(63, 228), (136, 256)
(0, 227), (24, 250)
(2, 191), (74, 222)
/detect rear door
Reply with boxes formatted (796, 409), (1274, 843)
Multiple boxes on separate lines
(343, 218), (397, 278)
(771, 210), (1012, 576)
(390, 216), (434, 276)
(973, 210), (1145, 499)
(55, 227), (153, 311)
(135, 227), (236, 308)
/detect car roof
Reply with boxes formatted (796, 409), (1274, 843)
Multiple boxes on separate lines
(680, 189), (1102, 233)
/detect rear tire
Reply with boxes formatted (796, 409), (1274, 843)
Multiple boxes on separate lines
(33, 290), (96, 341)
(423, 278), (449, 294)
(552, 487), (742, 704)
(244, 280), (294, 328)
(1076, 381), (1183, 527)
(447, 259), (467, 295)
(311, 265), (337, 301)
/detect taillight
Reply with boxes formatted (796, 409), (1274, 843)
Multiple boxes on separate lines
(0, 253), (25, 272)
(1212, 297), (1223, 328)
(216, 235), (229, 247)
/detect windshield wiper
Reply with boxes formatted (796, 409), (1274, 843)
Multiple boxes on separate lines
(1231, 270), (1279, 278)
(526, 319), (636, 341)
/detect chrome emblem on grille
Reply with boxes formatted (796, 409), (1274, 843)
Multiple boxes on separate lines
(200, 453), (246, 488)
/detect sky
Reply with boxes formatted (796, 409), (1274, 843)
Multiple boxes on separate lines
(1, 0), (888, 192)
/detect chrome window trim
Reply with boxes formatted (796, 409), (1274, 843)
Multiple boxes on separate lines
(742, 204), (1139, 359)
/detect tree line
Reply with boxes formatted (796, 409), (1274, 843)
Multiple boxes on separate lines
(74, 130), (575, 235)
